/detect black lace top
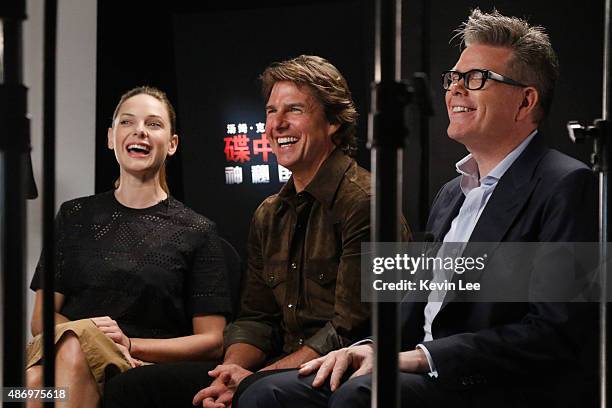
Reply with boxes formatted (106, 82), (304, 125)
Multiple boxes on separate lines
(31, 190), (232, 339)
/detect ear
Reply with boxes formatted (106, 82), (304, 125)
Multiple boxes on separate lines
(327, 122), (341, 139)
(515, 86), (539, 123)
(107, 128), (114, 149)
(167, 134), (179, 156)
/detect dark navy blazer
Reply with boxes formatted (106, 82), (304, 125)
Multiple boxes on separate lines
(401, 135), (598, 403)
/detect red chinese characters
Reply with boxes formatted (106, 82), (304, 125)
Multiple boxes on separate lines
(224, 135), (251, 162)
(253, 133), (273, 162)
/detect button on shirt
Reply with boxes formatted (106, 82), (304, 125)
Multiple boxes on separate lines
(419, 131), (537, 376)
(224, 148), (376, 358)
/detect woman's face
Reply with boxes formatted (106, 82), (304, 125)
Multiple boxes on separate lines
(107, 93), (178, 178)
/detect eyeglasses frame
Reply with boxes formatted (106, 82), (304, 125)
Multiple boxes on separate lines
(441, 69), (528, 91)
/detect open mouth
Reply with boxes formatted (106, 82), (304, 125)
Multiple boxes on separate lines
(126, 143), (151, 156)
(277, 137), (299, 147)
(452, 106), (476, 113)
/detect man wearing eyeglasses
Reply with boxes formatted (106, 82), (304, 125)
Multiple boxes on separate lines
(235, 8), (597, 408)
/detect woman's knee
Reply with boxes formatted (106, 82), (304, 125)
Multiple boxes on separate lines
(55, 332), (89, 373)
(26, 365), (43, 388)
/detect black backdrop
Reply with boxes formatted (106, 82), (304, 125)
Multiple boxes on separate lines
(96, 0), (603, 256)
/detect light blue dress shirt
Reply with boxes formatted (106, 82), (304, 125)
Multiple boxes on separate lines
(418, 130), (537, 377)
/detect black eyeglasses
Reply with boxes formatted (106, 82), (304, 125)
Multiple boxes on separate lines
(442, 69), (527, 91)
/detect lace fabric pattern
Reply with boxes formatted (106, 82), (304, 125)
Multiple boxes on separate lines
(31, 190), (232, 339)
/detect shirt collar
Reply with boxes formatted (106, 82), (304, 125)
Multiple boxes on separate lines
(455, 129), (538, 195)
(277, 148), (353, 209)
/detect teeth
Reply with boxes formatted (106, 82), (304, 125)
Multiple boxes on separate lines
(452, 106), (475, 113)
(277, 137), (298, 145)
(127, 143), (151, 152)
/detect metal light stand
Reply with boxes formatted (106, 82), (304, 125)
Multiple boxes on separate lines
(42, 1), (58, 405)
(566, 1), (611, 406)
(1, 0), (30, 399)
(370, 0), (432, 406)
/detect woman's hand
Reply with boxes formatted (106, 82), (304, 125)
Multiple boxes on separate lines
(115, 343), (144, 368)
(90, 316), (130, 349)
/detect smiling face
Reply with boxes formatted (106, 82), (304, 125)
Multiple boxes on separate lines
(445, 44), (527, 151)
(265, 81), (339, 186)
(107, 93), (178, 180)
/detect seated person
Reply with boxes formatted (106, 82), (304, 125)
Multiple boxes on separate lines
(26, 86), (231, 408)
(236, 8), (598, 408)
(104, 55), (409, 408)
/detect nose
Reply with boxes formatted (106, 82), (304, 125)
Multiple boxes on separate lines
(268, 112), (289, 133)
(134, 121), (147, 137)
(448, 79), (468, 96)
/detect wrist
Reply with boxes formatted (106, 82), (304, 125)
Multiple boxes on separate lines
(128, 338), (139, 356)
(415, 349), (429, 372)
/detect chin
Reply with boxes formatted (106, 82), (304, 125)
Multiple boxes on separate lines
(276, 154), (297, 170)
(446, 129), (464, 142)
(277, 161), (296, 172)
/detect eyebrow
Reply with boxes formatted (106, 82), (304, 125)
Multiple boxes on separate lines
(119, 113), (165, 120)
(266, 102), (307, 110)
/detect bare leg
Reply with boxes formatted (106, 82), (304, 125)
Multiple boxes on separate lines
(55, 332), (100, 408)
(25, 365), (43, 408)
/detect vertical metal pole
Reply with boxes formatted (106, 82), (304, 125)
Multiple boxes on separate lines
(371, 0), (402, 406)
(1, 0), (28, 394)
(42, 0), (57, 402)
(417, 0), (430, 230)
(600, 1), (611, 406)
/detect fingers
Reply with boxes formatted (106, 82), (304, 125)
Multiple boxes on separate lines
(218, 371), (231, 384)
(215, 390), (234, 406)
(311, 352), (338, 388)
(202, 399), (224, 408)
(96, 327), (124, 345)
(104, 327), (120, 337)
(328, 354), (350, 391)
(127, 357), (136, 369)
(207, 365), (224, 379)
(192, 388), (209, 405)
(201, 397), (214, 407)
(348, 363), (372, 380)
(193, 382), (227, 406)
(90, 316), (114, 327)
(115, 344), (135, 368)
(298, 355), (325, 376)
(90, 317), (128, 346)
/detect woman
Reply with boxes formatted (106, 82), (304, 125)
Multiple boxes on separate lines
(26, 86), (231, 407)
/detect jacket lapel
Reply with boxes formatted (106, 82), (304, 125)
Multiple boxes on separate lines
(439, 135), (548, 310)
(428, 180), (465, 242)
(469, 136), (547, 242)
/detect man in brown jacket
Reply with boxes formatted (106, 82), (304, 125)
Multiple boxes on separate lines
(192, 54), (378, 408)
(104, 55), (406, 408)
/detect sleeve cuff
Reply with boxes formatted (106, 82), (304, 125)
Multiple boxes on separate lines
(192, 295), (233, 319)
(303, 321), (342, 355)
(349, 338), (373, 347)
(416, 344), (439, 378)
(223, 320), (277, 356)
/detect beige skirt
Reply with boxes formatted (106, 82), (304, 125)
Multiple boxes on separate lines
(26, 319), (132, 384)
